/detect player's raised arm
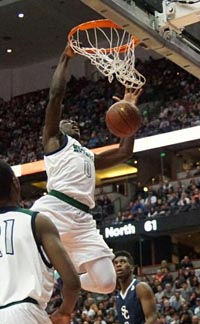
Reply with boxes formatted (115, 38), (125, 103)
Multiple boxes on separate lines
(42, 46), (75, 151)
(95, 88), (142, 170)
(35, 213), (80, 323)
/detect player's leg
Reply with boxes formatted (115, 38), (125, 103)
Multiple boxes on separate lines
(48, 204), (116, 293)
(80, 257), (116, 294)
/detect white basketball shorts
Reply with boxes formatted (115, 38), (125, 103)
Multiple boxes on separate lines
(31, 194), (114, 273)
(0, 303), (52, 324)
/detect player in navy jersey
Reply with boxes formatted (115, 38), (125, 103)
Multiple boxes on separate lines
(31, 45), (143, 294)
(113, 251), (157, 324)
(0, 160), (80, 324)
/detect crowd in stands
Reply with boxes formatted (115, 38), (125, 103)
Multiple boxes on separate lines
(90, 176), (200, 225)
(20, 174), (200, 225)
(92, 194), (115, 225)
(115, 177), (200, 222)
(46, 255), (200, 324)
(0, 57), (200, 166)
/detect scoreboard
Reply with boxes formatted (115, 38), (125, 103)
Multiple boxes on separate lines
(102, 209), (200, 240)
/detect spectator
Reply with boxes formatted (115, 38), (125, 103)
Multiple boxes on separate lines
(167, 191), (179, 209)
(155, 269), (165, 283)
(180, 256), (194, 269)
(163, 283), (174, 299)
(160, 260), (170, 272)
(192, 315), (200, 324)
(102, 194), (114, 215)
(180, 312), (192, 324)
(170, 311), (180, 324)
(194, 298), (200, 318)
(155, 285), (164, 304)
(161, 298), (175, 319)
(180, 282), (193, 303)
(177, 192), (191, 211)
(161, 269), (174, 288)
(175, 269), (188, 284)
(169, 290), (185, 312)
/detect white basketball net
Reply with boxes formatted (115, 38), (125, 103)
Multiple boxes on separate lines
(69, 22), (146, 89)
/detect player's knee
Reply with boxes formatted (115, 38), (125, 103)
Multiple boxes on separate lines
(98, 275), (116, 294)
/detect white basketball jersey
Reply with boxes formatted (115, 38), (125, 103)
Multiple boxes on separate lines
(0, 207), (54, 309)
(44, 135), (96, 208)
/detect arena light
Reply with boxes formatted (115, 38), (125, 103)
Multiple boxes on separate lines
(17, 12), (24, 18)
(32, 181), (46, 189)
(96, 163), (137, 180)
(93, 125), (200, 154)
(133, 126), (200, 153)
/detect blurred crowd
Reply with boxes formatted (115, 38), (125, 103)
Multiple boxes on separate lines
(47, 256), (200, 324)
(0, 57), (200, 165)
(111, 177), (200, 224)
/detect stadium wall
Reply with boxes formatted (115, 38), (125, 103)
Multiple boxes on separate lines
(0, 55), (86, 100)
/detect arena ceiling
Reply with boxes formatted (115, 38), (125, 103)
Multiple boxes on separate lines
(0, 0), (103, 69)
(2, 0), (199, 72)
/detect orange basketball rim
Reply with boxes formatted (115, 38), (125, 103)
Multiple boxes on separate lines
(68, 19), (140, 54)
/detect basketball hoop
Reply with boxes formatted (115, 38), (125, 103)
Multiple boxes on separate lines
(68, 19), (146, 89)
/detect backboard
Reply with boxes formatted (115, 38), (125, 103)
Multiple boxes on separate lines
(81, 0), (200, 79)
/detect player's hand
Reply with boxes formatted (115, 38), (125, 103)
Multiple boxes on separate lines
(64, 44), (76, 58)
(50, 309), (71, 324)
(112, 87), (143, 105)
(123, 88), (143, 105)
(58, 45), (76, 65)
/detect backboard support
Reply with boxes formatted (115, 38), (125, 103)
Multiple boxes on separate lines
(81, 0), (200, 79)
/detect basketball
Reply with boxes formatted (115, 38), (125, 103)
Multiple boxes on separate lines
(105, 100), (142, 138)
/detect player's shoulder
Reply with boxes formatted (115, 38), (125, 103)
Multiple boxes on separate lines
(136, 279), (151, 288)
(136, 280), (154, 296)
(11, 206), (37, 217)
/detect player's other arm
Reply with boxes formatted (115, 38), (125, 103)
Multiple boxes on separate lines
(95, 88), (142, 170)
(35, 213), (80, 322)
(136, 282), (157, 324)
(43, 46), (75, 149)
(94, 136), (135, 170)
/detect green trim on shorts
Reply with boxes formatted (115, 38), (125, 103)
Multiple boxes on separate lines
(48, 189), (90, 213)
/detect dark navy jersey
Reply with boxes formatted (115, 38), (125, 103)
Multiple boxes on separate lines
(116, 278), (145, 324)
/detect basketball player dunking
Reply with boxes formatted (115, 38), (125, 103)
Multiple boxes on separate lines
(31, 45), (142, 294)
(113, 251), (157, 324)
